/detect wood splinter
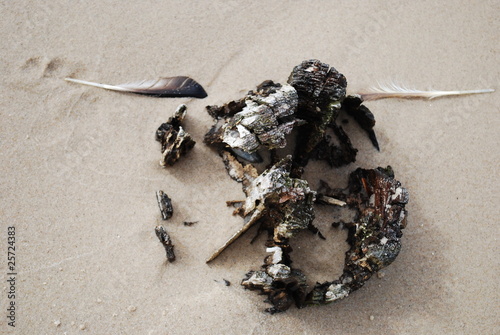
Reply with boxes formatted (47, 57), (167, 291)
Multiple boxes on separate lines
(206, 205), (265, 263)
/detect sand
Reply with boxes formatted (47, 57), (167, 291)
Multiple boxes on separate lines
(1, 1), (499, 334)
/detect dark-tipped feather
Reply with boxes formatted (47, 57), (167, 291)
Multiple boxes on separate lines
(65, 76), (207, 98)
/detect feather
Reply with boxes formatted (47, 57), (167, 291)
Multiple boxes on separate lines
(358, 82), (494, 101)
(65, 76), (207, 98)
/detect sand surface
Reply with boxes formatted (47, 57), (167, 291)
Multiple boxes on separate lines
(1, 1), (499, 334)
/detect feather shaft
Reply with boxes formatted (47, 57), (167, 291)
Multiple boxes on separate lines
(65, 78), (131, 92)
(65, 76), (207, 98)
(358, 82), (494, 101)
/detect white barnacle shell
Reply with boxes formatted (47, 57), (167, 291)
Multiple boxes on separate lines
(241, 271), (273, 290)
(266, 246), (283, 264)
(325, 283), (349, 302)
(243, 162), (289, 214)
(267, 264), (291, 279)
(222, 124), (259, 152)
(251, 84), (298, 118)
(221, 84), (299, 154)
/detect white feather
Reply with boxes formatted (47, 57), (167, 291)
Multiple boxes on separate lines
(358, 81), (494, 101)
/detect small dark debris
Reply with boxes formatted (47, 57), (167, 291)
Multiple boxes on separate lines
(342, 95), (379, 151)
(307, 223), (326, 240)
(310, 124), (358, 167)
(156, 190), (173, 220)
(183, 221), (198, 226)
(155, 225), (176, 262)
(156, 104), (196, 166)
(331, 221), (344, 228)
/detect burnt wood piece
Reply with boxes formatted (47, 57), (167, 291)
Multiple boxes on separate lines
(156, 190), (173, 220)
(156, 104), (196, 166)
(155, 225), (176, 262)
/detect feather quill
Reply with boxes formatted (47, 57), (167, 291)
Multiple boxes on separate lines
(65, 76), (207, 98)
(358, 82), (494, 101)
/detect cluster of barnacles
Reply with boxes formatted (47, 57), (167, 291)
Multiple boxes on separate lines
(154, 59), (409, 312)
(200, 59), (409, 313)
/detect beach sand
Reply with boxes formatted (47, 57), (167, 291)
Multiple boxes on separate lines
(1, 1), (498, 334)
